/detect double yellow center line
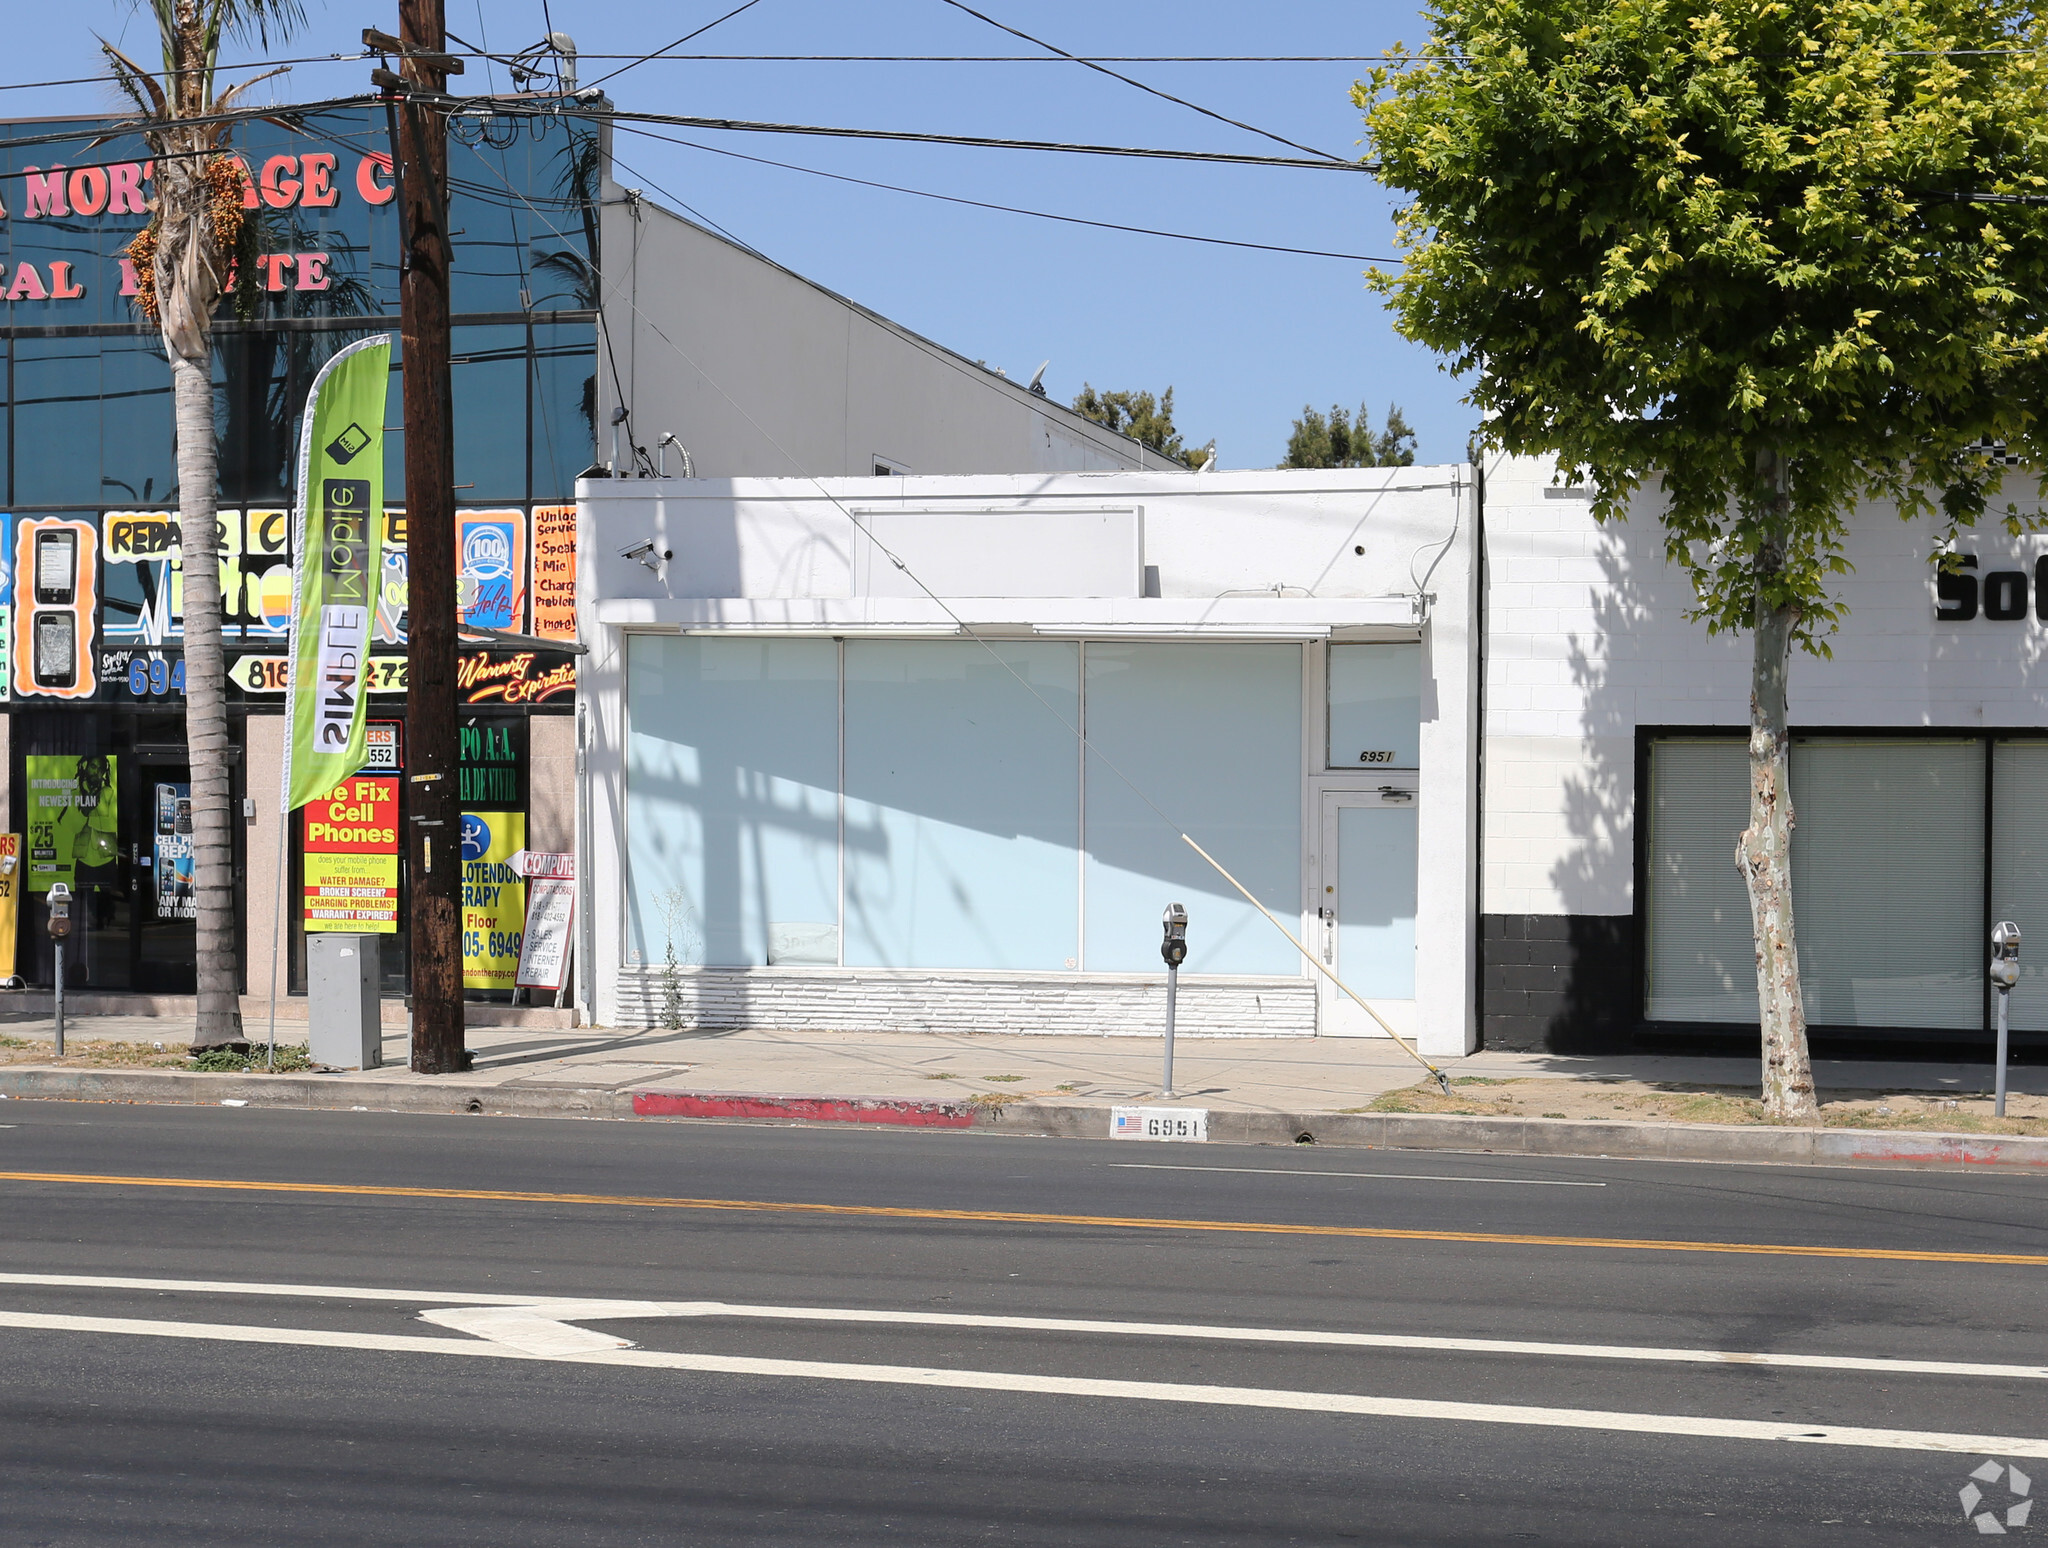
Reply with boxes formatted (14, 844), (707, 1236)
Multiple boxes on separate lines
(1, 1169), (2041, 1265)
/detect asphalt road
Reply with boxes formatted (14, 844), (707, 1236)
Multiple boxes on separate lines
(0, 1100), (2043, 1545)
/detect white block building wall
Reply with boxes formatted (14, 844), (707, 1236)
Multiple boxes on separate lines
(1480, 450), (2048, 1049)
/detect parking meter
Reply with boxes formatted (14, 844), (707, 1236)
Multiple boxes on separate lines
(1991, 922), (2020, 1117)
(1161, 903), (1188, 969)
(47, 882), (71, 1056)
(1160, 903), (1188, 1098)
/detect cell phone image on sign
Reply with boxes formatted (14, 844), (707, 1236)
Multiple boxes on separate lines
(32, 612), (75, 688)
(35, 530), (76, 605)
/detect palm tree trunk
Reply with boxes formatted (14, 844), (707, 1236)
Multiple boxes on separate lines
(171, 350), (242, 1046)
(1738, 448), (1817, 1123)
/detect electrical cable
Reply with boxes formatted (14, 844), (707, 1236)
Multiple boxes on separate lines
(0, 52), (374, 92)
(579, 0), (772, 93)
(450, 96), (1375, 172)
(457, 142), (1455, 1092)
(932, 0), (1350, 164)
(609, 121), (1396, 261)
(0, 92), (383, 156)
(456, 54), (1426, 63)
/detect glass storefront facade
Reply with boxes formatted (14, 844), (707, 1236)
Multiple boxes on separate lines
(0, 106), (597, 993)
(1645, 733), (2048, 1035)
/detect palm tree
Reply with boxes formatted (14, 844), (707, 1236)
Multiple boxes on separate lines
(105, 0), (305, 1048)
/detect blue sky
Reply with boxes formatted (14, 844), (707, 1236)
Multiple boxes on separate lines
(11, 1), (1473, 469)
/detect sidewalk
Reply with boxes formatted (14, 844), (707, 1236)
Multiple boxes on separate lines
(2, 1014), (2039, 1113)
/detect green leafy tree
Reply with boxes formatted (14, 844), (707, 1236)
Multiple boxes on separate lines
(1284, 402), (1417, 467)
(1363, 0), (2048, 1119)
(1072, 384), (1210, 468)
(106, 0), (307, 1049)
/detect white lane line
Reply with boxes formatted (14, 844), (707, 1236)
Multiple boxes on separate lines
(0, 1272), (544, 1306)
(625, 1303), (2048, 1382)
(4, 1274), (2041, 1382)
(0, 1307), (2042, 1459)
(1106, 1163), (1605, 1188)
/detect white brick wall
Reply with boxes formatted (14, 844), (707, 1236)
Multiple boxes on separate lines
(1484, 452), (2048, 918)
(608, 968), (1317, 1036)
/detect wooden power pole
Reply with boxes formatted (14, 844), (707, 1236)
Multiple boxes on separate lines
(382, 0), (467, 1072)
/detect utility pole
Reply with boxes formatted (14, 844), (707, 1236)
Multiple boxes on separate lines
(375, 3), (466, 1072)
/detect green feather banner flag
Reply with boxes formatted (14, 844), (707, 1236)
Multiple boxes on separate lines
(282, 334), (391, 814)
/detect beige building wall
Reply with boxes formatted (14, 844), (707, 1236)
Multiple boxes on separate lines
(528, 713), (576, 853)
(241, 712), (289, 1000)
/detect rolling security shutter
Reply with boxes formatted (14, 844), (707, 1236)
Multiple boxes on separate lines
(1992, 742), (2048, 1032)
(1645, 739), (1755, 1022)
(1790, 741), (1983, 1030)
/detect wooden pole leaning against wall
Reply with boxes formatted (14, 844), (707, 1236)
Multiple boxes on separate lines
(390, 0), (466, 1072)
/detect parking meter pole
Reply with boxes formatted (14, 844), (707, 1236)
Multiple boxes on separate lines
(1163, 964), (1177, 1099)
(47, 881), (72, 1058)
(1159, 902), (1188, 1101)
(1996, 985), (2010, 1119)
(1990, 922), (2021, 1121)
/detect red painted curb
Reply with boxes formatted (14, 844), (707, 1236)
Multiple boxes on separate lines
(631, 1090), (976, 1128)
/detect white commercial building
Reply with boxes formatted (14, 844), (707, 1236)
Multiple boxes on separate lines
(1480, 452), (2048, 1053)
(578, 468), (1480, 1056)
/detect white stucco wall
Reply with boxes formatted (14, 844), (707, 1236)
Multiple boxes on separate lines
(1483, 451), (2048, 920)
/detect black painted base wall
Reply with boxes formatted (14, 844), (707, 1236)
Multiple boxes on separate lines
(1479, 914), (1637, 1053)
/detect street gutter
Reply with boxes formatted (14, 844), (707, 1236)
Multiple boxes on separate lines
(2, 1067), (2043, 1172)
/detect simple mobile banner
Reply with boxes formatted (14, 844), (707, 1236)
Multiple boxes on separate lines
(282, 334), (390, 815)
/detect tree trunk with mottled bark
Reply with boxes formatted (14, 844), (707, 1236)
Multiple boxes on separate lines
(152, 133), (241, 1049)
(1738, 449), (1818, 1123)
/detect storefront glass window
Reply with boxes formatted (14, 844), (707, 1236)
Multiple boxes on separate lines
(1993, 741), (2048, 1032)
(623, 639), (1311, 980)
(1791, 740), (1983, 1030)
(1644, 738), (1754, 1023)
(844, 640), (1080, 971)
(1327, 642), (1420, 769)
(625, 636), (840, 967)
(1082, 643), (1302, 975)
(1648, 736), (1993, 1030)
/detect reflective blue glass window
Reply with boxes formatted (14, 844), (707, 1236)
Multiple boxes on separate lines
(625, 636), (840, 967)
(844, 641), (1080, 970)
(453, 325), (529, 503)
(1083, 643), (1302, 975)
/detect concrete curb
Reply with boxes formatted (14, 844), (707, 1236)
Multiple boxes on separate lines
(0, 1068), (2043, 1170)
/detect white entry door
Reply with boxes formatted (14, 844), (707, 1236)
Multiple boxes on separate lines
(1316, 785), (1419, 1038)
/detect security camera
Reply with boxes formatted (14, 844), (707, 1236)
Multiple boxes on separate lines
(620, 538), (671, 573)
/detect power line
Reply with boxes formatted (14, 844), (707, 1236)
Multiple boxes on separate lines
(0, 93), (384, 155)
(580, 0), (771, 92)
(0, 52), (374, 93)
(931, 0), (1349, 164)
(460, 97), (1376, 172)
(610, 120), (1395, 261)
(445, 53), (1421, 63)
